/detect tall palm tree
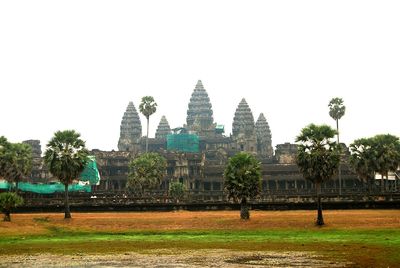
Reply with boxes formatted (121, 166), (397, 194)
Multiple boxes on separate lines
(224, 152), (261, 220)
(328, 97), (346, 195)
(296, 124), (340, 226)
(44, 130), (89, 219)
(139, 96), (157, 153)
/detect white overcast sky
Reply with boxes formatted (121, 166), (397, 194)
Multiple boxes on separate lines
(1, 1), (399, 152)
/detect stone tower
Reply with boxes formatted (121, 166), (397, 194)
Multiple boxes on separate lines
(22, 140), (43, 171)
(186, 80), (215, 136)
(231, 98), (256, 153)
(255, 113), (273, 157)
(155, 115), (172, 139)
(118, 102), (142, 151)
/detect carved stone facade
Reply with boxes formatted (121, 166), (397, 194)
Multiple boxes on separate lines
(22, 140), (51, 182)
(275, 143), (298, 164)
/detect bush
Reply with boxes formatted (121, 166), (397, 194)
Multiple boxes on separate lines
(0, 192), (23, 221)
(169, 181), (186, 202)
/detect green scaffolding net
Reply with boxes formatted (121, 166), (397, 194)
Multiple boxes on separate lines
(167, 133), (199, 153)
(0, 155), (100, 194)
(79, 155), (100, 185)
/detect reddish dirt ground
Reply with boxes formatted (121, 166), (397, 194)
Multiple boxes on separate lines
(1, 209), (400, 235)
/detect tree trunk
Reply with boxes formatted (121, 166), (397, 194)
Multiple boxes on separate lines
(385, 174), (389, 192)
(316, 181), (324, 226)
(15, 181), (19, 193)
(381, 174), (384, 192)
(64, 184), (71, 219)
(336, 119), (342, 196)
(146, 117), (149, 153)
(367, 178), (372, 193)
(240, 197), (250, 220)
(3, 211), (11, 222)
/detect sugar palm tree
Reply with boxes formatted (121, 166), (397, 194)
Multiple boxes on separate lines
(44, 130), (89, 219)
(224, 152), (261, 220)
(328, 97), (345, 195)
(296, 124), (340, 226)
(139, 96), (157, 153)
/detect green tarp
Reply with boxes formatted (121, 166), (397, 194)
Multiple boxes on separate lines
(79, 155), (100, 185)
(0, 155), (99, 194)
(167, 133), (199, 153)
(21, 182), (89, 193)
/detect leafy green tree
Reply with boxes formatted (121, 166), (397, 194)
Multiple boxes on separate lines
(9, 143), (32, 192)
(349, 138), (377, 192)
(139, 96), (157, 153)
(328, 97), (345, 195)
(0, 192), (23, 221)
(0, 136), (12, 180)
(296, 124), (340, 226)
(0, 137), (32, 192)
(127, 153), (167, 195)
(373, 134), (400, 191)
(169, 181), (186, 202)
(224, 152), (261, 220)
(44, 130), (89, 219)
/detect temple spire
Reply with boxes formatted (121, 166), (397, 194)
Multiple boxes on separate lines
(186, 80), (214, 135)
(232, 98), (255, 138)
(155, 115), (172, 139)
(118, 102), (142, 151)
(255, 113), (273, 157)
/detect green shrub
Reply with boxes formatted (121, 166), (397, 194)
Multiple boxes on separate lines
(169, 181), (186, 202)
(0, 192), (23, 221)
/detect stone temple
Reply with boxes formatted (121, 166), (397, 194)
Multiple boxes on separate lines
(114, 80), (273, 159)
(88, 80), (355, 195)
(20, 80), (363, 201)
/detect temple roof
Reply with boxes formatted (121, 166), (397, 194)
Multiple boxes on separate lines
(186, 80), (214, 132)
(155, 115), (172, 139)
(232, 98), (255, 137)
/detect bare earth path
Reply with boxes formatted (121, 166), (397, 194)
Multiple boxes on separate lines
(0, 250), (350, 268)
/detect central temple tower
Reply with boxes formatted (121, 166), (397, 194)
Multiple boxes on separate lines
(186, 80), (216, 136)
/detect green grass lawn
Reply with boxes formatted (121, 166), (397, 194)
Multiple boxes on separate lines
(1, 227), (399, 267)
(1, 228), (400, 246)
